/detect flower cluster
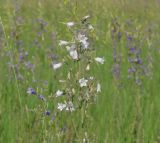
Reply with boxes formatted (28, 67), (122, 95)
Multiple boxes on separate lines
(56, 15), (104, 113)
(26, 15), (105, 142)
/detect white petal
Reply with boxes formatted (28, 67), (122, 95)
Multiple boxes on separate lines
(79, 78), (88, 87)
(66, 22), (74, 27)
(55, 90), (63, 97)
(95, 57), (105, 64)
(57, 103), (66, 111)
(69, 50), (78, 60)
(88, 24), (94, 30)
(59, 40), (69, 46)
(53, 63), (62, 70)
(97, 83), (101, 93)
(86, 64), (90, 71)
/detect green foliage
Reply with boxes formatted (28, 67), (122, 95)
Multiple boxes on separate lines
(0, 0), (160, 142)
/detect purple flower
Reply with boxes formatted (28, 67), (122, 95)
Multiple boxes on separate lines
(44, 111), (51, 116)
(129, 47), (136, 53)
(135, 57), (142, 64)
(19, 53), (24, 62)
(128, 68), (136, 73)
(24, 61), (35, 70)
(38, 95), (46, 101)
(27, 87), (36, 95)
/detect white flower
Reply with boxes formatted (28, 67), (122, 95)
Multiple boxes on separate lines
(79, 78), (88, 87)
(70, 50), (78, 60)
(57, 103), (66, 111)
(55, 90), (63, 97)
(95, 57), (105, 64)
(86, 64), (90, 71)
(88, 24), (94, 30)
(66, 101), (75, 112)
(77, 34), (89, 49)
(66, 44), (78, 60)
(52, 62), (62, 70)
(97, 83), (101, 93)
(66, 22), (74, 27)
(89, 76), (94, 80)
(59, 40), (69, 46)
(66, 44), (76, 51)
(82, 41), (89, 49)
(83, 15), (90, 20)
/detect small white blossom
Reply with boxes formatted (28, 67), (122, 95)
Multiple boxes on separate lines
(66, 44), (78, 60)
(95, 57), (105, 64)
(77, 33), (88, 42)
(57, 103), (66, 111)
(82, 41), (89, 49)
(97, 83), (101, 93)
(66, 22), (74, 27)
(88, 24), (94, 30)
(77, 34), (89, 49)
(89, 76), (94, 80)
(55, 90), (63, 97)
(79, 78), (88, 87)
(86, 64), (90, 71)
(59, 40), (69, 46)
(69, 50), (78, 60)
(52, 62), (62, 70)
(83, 15), (90, 20)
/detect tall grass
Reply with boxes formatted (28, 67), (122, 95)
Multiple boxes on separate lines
(0, 0), (160, 142)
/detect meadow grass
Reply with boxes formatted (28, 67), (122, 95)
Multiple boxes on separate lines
(0, 0), (160, 142)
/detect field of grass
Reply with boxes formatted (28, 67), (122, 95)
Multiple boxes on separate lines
(0, 0), (160, 142)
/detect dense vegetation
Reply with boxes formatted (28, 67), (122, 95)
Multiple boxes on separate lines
(0, 0), (160, 142)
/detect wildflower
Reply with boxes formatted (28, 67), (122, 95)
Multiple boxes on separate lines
(95, 57), (105, 64)
(27, 87), (36, 95)
(52, 62), (62, 70)
(66, 101), (75, 112)
(128, 68), (136, 73)
(88, 25), (94, 30)
(38, 95), (46, 101)
(129, 47), (136, 53)
(86, 64), (90, 71)
(44, 110), (51, 116)
(66, 44), (78, 60)
(69, 50), (78, 60)
(79, 78), (88, 87)
(55, 90), (63, 97)
(77, 34), (89, 49)
(66, 22), (74, 27)
(83, 15), (90, 20)
(24, 62), (35, 70)
(97, 83), (101, 93)
(57, 103), (66, 111)
(59, 40), (69, 46)
(77, 33), (88, 42)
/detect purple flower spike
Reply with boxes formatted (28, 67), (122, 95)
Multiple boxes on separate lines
(27, 87), (36, 95)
